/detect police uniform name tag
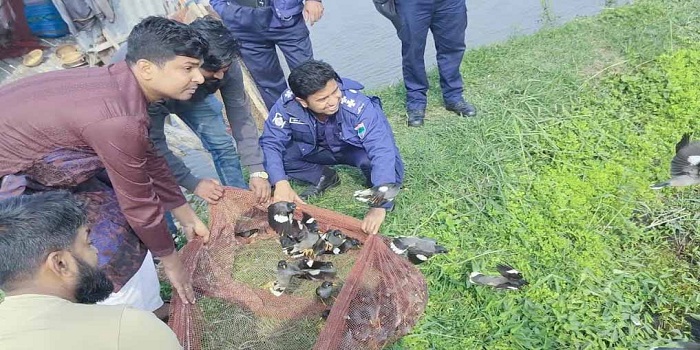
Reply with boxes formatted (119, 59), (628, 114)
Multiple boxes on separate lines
(289, 117), (305, 125)
(273, 113), (286, 128)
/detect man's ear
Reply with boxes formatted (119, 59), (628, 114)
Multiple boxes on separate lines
(133, 59), (156, 81)
(295, 97), (308, 109)
(46, 251), (78, 278)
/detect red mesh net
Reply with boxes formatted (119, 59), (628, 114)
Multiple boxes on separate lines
(168, 188), (428, 349)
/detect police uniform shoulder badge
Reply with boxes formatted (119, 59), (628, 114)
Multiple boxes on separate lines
(272, 113), (286, 128)
(354, 122), (366, 139)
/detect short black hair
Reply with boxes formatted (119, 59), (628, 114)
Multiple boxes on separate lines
(189, 16), (240, 72)
(125, 16), (208, 67)
(288, 60), (341, 99)
(0, 191), (87, 289)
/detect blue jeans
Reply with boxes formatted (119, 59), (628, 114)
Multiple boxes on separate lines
(171, 95), (249, 189)
(165, 95), (249, 234)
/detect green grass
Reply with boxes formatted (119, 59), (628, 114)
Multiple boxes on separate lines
(303, 0), (700, 348)
(6, 0), (700, 348)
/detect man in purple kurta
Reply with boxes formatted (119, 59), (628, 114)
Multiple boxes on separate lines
(0, 16), (210, 314)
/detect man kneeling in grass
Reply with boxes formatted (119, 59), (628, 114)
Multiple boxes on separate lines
(260, 60), (404, 235)
(0, 192), (182, 349)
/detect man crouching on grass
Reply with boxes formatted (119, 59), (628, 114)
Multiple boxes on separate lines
(0, 192), (182, 349)
(259, 60), (404, 234)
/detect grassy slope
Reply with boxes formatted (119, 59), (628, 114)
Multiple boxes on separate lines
(3, 1), (699, 348)
(307, 0), (700, 348)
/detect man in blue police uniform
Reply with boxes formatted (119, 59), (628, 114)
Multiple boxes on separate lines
(210, 0), (323, 110)
(377, 0), (477, 127)
(260, 60), (404, 235)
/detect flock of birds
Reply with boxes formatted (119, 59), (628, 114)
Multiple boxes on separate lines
(260, 182), (534, 313)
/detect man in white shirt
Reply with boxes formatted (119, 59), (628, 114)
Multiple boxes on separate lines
(0, 191), (182, 350)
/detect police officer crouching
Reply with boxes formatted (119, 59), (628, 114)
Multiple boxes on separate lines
(260, 60), (404, 234)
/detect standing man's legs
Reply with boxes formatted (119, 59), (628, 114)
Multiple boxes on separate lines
(175, 95), (248, 189)
(238, 36), (288, 109)
(432, 0), (476, 117)
(274, 17), (314, 71)
(396, 0), (434, 126)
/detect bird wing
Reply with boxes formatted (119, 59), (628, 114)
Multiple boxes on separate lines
(496, 264), (523, 279)
(469, 273), (510, 287)
(671, 142), (700, 176)
(676, 133), (692, 153)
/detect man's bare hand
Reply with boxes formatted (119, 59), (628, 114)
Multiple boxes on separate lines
(303, 0), (324, 26)
(160, 252), (195, 305)
(273, 180), (305, 204)
(193, 178), (224, 204)
(362, 207), (386, 235)
(181, 217), (210, 244)
(249, 177), (271, 204)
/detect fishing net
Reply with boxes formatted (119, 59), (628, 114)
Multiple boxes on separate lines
(168, 187), (428, 349)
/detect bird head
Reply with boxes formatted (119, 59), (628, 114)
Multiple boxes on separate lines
(332, 230), (345, 239)
(277, 260), (288, 269)
(321, 281), (334, 288)
(435, 245), (449, 254)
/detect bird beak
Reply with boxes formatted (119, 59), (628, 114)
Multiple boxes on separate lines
(650, 181), (670, 190)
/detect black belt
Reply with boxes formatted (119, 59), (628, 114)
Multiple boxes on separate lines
(235, 0), (270, 7)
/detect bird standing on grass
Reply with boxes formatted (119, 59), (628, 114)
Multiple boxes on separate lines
(316, 281), (336, 304)
(267, 201), (296, 235)
(270, 260), (303, 296)
(652, 133), (700, 189)
(469, 264), (528, 290)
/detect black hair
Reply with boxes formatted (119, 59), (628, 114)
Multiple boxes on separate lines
(189, 16), (240, 72)
(288, 60), (341, 99)
(125, 16), (208, 67)
(0, 191), (87, 289)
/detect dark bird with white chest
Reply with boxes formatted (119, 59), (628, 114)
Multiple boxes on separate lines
(390, 236), (448, 264)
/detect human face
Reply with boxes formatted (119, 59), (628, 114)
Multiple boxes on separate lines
(139, 56), (205, 101)
(71, 226), (98, 266)
(70, 226), (113, 304)
(190, 65), (231, 101)
(297, 79), (342, 118)
(200, 64), (230, 81)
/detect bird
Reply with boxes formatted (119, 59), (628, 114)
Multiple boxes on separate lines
(235, 228), (259, 238)
(302, 212), (320, 234)
(469, 264), (528, 290)
(335, 237), (361, 254)
(267, 201), (296, 236)
(321, 309), (331, 320)
(315, 281), (335, 302)
(353, 183), (401, 207)
(321, 229), (349, 254)
(390, 236), (448, 264)
(652, 133), (700, 189)
(287, 222), (322, 259)
(270, 259), (304, 296)
(297, 258), (337, 280)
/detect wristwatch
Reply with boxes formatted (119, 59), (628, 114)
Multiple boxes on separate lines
(250, 171), (269, 180)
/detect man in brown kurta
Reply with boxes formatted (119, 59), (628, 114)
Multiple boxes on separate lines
(0, 16), (210, 312)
